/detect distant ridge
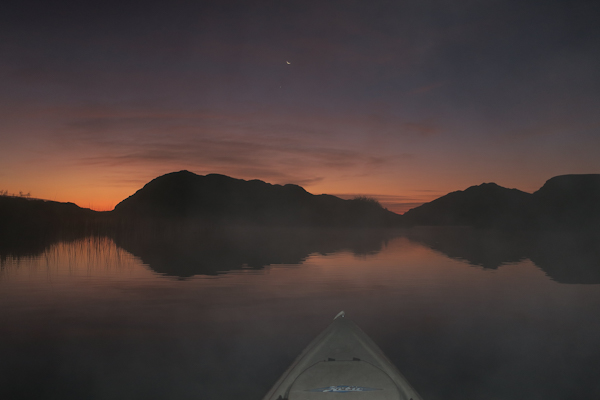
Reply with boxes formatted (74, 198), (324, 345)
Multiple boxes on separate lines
(0, 195), (103, 249)
(402, 183), (533, 228)
(402, 174), (600, 229)
(2, 172), (599, 234)
(0, 195), (98, 229)
(113, 170), (400, 227)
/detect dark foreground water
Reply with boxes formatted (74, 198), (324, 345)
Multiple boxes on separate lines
(1, 227), (600, 400)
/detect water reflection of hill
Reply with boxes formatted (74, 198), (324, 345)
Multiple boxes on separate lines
(3, 222), (599, 283)
(112, 226), (394, 277)
(403, 227), (600, 284)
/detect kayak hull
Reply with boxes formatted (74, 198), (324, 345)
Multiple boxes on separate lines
(263, 313), (423, 400)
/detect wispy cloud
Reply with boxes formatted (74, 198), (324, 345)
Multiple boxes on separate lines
(411, 82), (445, 95)
(63, 110), (397, 190)
(401, 122), (440, 137)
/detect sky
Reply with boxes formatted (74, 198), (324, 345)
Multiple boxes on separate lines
(1, 0), (600, 213)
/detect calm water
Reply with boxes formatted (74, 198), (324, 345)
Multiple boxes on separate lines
(1, 227), (600, 400)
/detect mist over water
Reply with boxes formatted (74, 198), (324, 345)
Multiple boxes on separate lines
(1, 229), (600, 400)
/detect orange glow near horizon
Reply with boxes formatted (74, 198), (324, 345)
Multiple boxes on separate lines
(0, 163), (545, 214)
(2, 1), (600, 217)
(0, 105), (596, 214)
(0, 156), (456, 213)
(1, 172), (442, 214)
(2, 99), (599, 214)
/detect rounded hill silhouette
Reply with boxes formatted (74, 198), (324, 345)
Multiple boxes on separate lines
(402, 182), (533, 228)
(401, 174), (600, 230)
(113, 171), (400, 227)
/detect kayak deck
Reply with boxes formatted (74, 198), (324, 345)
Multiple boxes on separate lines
(263, 312), (422, 400)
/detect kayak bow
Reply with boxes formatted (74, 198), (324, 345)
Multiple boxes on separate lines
(263, 312), (423, 400)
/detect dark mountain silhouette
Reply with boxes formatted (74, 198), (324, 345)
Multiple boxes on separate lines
(401, 174), (600, 230)
(2, 172), (600, 251)
(401, 183), (534, 228)
(3, 171), (600, 281)
(532, 174), (600, 229)
(113, 170), (400, 227)
(0, 196), (96, 228)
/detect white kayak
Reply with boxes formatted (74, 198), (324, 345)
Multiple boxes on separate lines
(263, 311), (423, 400)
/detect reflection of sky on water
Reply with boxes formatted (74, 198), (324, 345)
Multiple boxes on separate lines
(1, 233), (600, 400)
